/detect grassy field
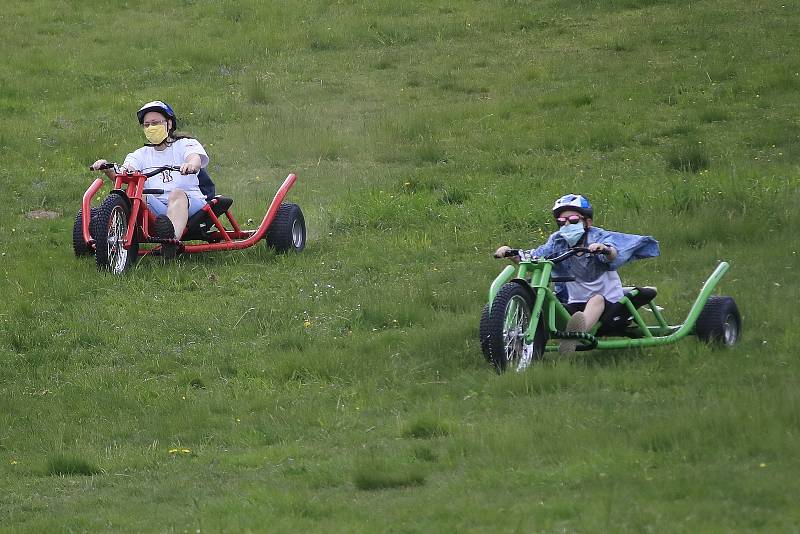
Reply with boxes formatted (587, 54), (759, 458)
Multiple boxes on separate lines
(1, 0), (799, 531)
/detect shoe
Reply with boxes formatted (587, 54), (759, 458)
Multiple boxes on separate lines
(154, 215), (177, 259)
(559, 311), (587, 354)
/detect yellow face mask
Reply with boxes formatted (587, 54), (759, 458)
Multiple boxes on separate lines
(143, 123), (168, 145)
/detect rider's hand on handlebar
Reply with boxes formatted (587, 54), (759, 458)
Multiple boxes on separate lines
(494, 245), (511, 258)
(90, 159), (108, 171)
(179, 162), (199, 175)
(494, 246), (521, 263)
(91, 159), (130, 177)
(180, 153), (202, 175)
(587, 243), (616, 258)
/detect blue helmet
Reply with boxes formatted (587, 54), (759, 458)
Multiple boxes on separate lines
(136, 100), (177, 132)
(552, 194), (593, 219)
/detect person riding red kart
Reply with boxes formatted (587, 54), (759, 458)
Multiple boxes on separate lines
(91, 100), (209, 258)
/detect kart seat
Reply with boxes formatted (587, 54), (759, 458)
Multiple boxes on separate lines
(198, 168), (216, 199)
(597, 286), (657, 335)
(182, 195), (234, 241)
(623, 286), (657, 309)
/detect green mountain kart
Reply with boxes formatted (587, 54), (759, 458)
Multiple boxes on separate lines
(479, 247), (741, 373)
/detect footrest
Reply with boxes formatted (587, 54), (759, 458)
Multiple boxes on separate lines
(147, 236), (181, 245)
(553, 330), (598, 351)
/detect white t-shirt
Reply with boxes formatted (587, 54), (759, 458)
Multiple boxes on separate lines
(123, 138), (209, 202)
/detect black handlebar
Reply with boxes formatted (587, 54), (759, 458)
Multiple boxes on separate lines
(89, 163), (182, 178)
(143, 166), (181, 177)
(89, 163), (117, 171)
(494, 248), (521, 259)
(494, 246), (611, 262)
(548, 246), (612, 262)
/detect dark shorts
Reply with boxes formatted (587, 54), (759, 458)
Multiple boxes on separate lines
(566, 298), (628, 333)
(565, 298), (617, 315)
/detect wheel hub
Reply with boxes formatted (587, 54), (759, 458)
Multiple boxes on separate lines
(291, 219), (303, 248)
(108, 206), (129, 274)
(722, 314), (738, 345)
(503, 296), (529, 363)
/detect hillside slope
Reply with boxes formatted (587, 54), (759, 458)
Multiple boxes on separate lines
(1, 1), (798, 530)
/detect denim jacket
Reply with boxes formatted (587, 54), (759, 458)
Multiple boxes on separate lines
(526, 226), (660, 282)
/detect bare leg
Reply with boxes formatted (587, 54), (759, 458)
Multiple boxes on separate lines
(166, 189), (190, 238)
(559, 295), (605, 354)
(582, 294), (606, 330)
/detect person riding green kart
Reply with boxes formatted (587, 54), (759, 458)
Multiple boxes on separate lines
(495, 194), (660, 353)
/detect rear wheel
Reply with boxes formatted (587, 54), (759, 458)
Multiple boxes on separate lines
(92, 194), (138, 274)
(480, 283), (546, 373)
(72, 207), (99, 256)
(265, 203), (306, 253)
(696, 296), (741, 346)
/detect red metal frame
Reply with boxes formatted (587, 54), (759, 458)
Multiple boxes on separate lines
(81, 178), (104, 247)
(181, 172), (296, 253)
(80, 170), (298, 255)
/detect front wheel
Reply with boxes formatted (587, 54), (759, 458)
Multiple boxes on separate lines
(479, 304), (493, 364)
(480, 283), (546, 373)
(265, 203), (306, 253)
(695, 296), (741, 346)
(92, 194), (138, 274)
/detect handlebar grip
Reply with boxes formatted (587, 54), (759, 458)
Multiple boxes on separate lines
(144, 165), (182, 178)
(89, 163), (117, 171)
(142, 189), (165, 195)
(568, 246), (612, 255)
(494, 248), (520, 259)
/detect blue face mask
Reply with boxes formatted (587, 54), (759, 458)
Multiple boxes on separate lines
(559, 222), (585, 246)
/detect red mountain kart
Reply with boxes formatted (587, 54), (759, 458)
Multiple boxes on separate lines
(73, 164), (306, 273)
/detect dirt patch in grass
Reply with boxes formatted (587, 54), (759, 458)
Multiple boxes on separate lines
(25, 210), (60, 219)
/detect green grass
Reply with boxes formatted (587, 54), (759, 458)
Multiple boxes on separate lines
(45, 454), (101, 477)
(2, 0), (800, 531)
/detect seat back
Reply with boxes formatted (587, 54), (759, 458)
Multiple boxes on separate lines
(198, 168), (216, 198)
(623, 286), (657, 309)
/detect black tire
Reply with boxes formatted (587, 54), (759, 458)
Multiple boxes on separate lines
(480, 283), (547, 373)
(92, 194), (138, 274)
(479, 304), (492, 363)
(265, 203), (306, 253)
(72, 207), (99, 256)
(696, 296), (741, 346)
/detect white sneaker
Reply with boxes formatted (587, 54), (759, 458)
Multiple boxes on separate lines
(559, 311), (587, 354)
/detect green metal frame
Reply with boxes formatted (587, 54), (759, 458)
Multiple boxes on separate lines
(488, 259), (730, 351)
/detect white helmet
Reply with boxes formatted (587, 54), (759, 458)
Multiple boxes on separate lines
(552, 194), (593, 219)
